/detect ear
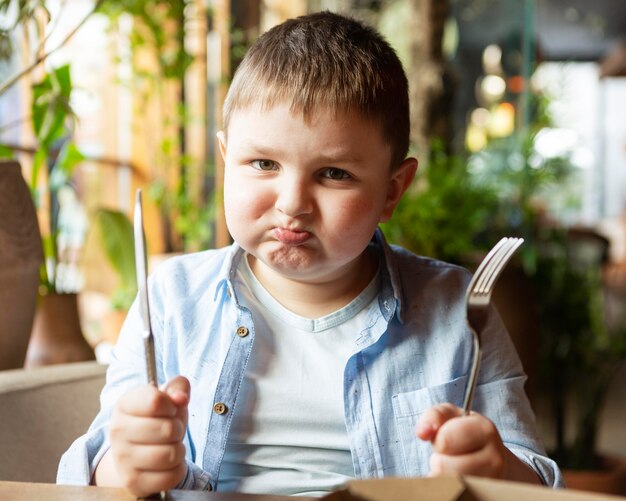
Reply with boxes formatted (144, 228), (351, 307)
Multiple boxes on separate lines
(380, 157), (418, 222)
(217, 131), (227, 160)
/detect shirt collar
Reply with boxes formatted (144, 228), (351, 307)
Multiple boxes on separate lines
(372, 227), (405, 324)
(216, 228), (405, 323)
(213, 241), (245, 302)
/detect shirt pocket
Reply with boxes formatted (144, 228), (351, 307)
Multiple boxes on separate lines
(391, 375), (468, 477)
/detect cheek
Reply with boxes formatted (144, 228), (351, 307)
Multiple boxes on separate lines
(327, 195), (380, 236)
(225, 172), (262, 216)
(339, 195), (379, 222)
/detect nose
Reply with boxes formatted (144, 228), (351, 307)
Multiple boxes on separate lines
(274, 173), (313, 217)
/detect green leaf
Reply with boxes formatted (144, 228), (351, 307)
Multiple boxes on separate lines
(32, 65), (74, 148)
(49, 141), (85, 191)
(30, 147), (48, 197)
(52, 63), (72, 96)
(95, 208), (137, 292)
(0, 143), (13, 158)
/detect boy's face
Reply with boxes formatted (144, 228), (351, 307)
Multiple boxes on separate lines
(218, 102), (416, 285)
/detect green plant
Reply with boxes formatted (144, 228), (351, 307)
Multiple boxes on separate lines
(469, 132), (626, 471)
(467, 132), (577, 272)
(533, 228), (626, 470)
(30, 65), (86, 293)
(0, 61), (86, 293)
(0, 1), (109, 294)
(101, 1), (215, 253)
(381, 142), (497, 264)
(95, 208), (137, 311)
(0, 0), (209, 298)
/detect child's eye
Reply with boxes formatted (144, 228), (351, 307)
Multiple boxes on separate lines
(251, 159), (277, 171)
(321, 168), (350, 180)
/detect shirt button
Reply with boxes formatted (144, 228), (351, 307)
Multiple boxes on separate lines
(236, 326), (249, 337)
(213, 402), (227, 415)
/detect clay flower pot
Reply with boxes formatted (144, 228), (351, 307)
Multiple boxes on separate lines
(25, 292), (95, 368)
(564, 455), (626, 496)
(0, 161), (43, 369)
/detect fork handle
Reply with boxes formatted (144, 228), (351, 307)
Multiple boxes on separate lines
(462, 328), (481, 415)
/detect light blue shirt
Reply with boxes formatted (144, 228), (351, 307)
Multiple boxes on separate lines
(57, 229), (563, 492)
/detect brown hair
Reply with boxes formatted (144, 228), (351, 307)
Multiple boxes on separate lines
(222, 11), (410, 167)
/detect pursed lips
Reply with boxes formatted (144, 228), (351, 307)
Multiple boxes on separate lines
(273, 226), (312, 245)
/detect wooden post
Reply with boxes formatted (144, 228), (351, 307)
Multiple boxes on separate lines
(408, 0), (449, 157)
(184, 0), (209, 251)
(214, 0), (231, 248)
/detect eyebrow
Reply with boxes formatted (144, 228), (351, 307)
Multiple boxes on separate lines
(316, 152), (362, 164)
(239, 142), (362, 165)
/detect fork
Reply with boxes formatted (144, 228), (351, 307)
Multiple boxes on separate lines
(462, 237), (524, 415)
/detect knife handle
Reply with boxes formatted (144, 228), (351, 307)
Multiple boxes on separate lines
(143, 334), (158, 387)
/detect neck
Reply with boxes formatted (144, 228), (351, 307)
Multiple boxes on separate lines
(247, 251), (377, 318)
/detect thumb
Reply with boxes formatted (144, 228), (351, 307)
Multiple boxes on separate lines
(163, 376), (191, 408)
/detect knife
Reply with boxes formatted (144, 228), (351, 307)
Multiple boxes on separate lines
(133, 188), (158, 387)
(134, 189), (167, 500)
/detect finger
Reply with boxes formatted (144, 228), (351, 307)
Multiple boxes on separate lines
(117, 385), (178, 418)
(122, 463), (187, 498)
(433, 414), (499, 455)
(114, 441), (187, 473)
(416, 403), (463, 442)
(163, 376), (191, 407)
(110, 414), (186, 445)
(429, 442), (505, 478)
(163, 376), (190, 429)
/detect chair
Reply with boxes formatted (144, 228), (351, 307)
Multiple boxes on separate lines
(0, 361), (106, 482)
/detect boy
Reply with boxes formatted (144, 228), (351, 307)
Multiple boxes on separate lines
(58, 11), (562, 497)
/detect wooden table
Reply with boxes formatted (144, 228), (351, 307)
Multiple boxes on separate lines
(0, 481), (318, 501)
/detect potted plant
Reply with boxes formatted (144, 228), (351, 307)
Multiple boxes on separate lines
(0, 0), (103, 367)
(469, 133), (626, 493)
(20, 65), (95, 367)
(533, 227), (626, 494)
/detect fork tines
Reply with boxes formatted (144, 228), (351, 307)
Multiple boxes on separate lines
(472, 238), (524, 295)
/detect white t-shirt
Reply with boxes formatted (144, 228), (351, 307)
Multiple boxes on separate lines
(218, 254), (381, 496)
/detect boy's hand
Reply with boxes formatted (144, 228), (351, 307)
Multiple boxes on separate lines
(416, 403), (541, 483)
(104, 376), (190, 497)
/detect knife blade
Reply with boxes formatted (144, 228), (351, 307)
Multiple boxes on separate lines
(134, 188), (158, 387)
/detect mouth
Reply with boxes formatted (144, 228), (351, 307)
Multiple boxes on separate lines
(273, 227), (312, 245)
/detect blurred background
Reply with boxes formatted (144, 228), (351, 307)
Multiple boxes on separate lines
(0, 0), (624, 492)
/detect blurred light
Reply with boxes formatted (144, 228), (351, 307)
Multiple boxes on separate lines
(442, 17), (459, 59)
(480, 75), (506, 102)
(528, 152), (543, 169)
(470, 107), (490, 127)
(482, 44), (502, 74)
(466, 123), (487, 152)
(534, 128), (578, 158)
(571, 147), (594, 169)
(508, 151), (525, 171)
(507, 75), (525, 94)
(488, 102), (515, 138)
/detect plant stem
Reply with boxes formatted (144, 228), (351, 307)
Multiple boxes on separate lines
(0, 0), (106, 96)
